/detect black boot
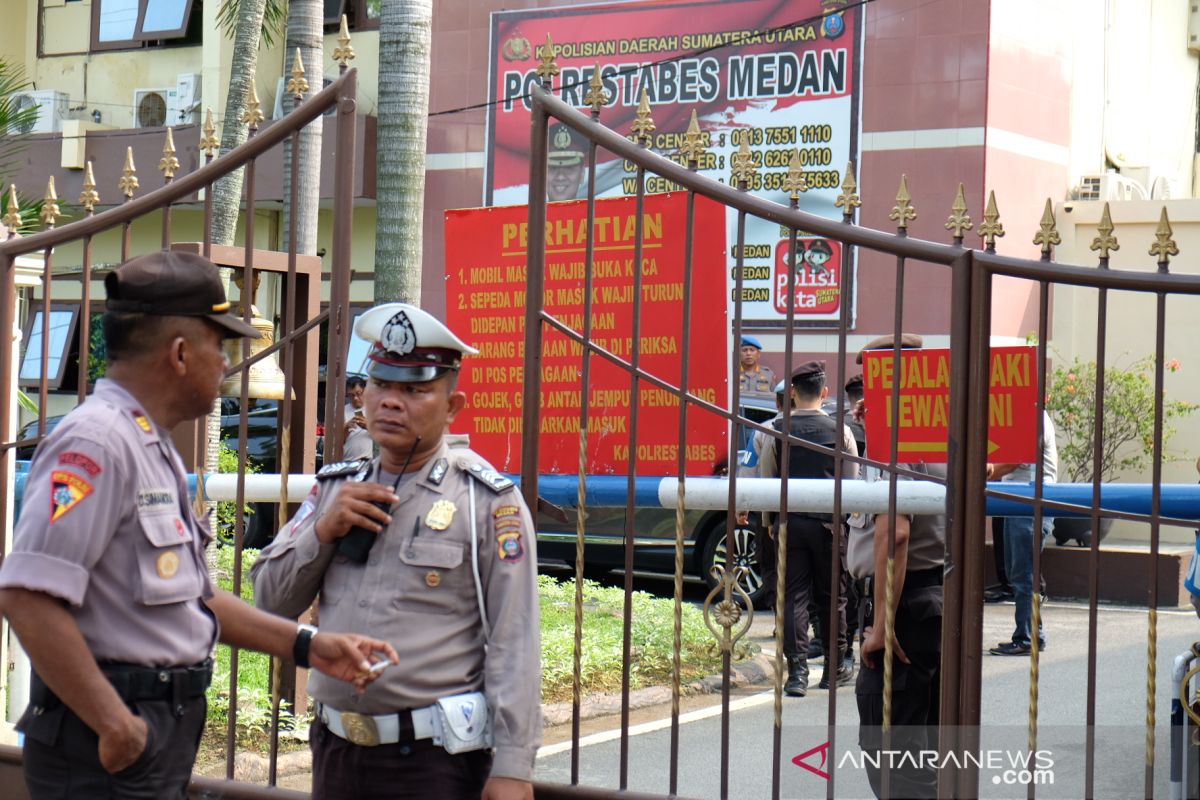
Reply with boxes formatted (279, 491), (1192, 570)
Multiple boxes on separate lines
(818, 653), (855, 689)
(784, 656), (808, 697)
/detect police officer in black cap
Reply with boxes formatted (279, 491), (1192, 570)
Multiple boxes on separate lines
(750, 360), (858, 695)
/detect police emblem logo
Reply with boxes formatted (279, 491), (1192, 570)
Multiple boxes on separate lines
(50, 470), (93, 523)
(425, 499), (456, 531)
(381, 310), (418, 356)
(497, 530), (524, 564)
(156, 550), (180, 579)
(425, 571), (441, 588)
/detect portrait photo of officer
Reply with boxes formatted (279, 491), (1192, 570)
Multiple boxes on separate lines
(547, 122), (587, 202)
(252, 303), (542, 800)
(0, 251), (397, 800)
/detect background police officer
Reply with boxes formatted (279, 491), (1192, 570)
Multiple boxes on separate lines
(253, 303), (541, 800)
(0, 251), (395, 800)
(851, 333), (945, 799)
(752, 360), (858, 696)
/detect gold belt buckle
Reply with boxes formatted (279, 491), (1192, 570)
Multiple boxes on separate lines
(339, 711), (380, 747)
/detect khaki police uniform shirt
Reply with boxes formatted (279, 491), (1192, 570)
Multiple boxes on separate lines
(0, 379), (217, 666)
(251, 439), (542, 781)
(846, 462), (948, 577)
(739, 364), (776, 397)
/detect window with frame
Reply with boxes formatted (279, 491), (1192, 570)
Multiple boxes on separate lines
(325, 0), (379, 31)
(90, 0), (199, 51)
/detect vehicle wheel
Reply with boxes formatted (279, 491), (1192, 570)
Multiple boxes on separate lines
(699, 521), (767, 607)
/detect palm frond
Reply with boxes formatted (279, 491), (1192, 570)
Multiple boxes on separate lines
(217, 0), (289, 49)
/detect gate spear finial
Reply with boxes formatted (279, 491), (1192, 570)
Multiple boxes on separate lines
(835, 162), (860, 221)
(1089, 202), (1119, 265)
(584, 64), (609, 116)
(631, 88), (655, 145)
(159, 127), (180, 180)
(889, 174), (916, 231)
(40, 176), (61, 228)
(118, 147), (139, 200)
(783, 149), (807, 203)
(79, 161), (100, 214)
(536, 34), (559, 88)
(1032, 198), (1061, 260)
(944, 183), (973, 242)
(1149, 206), (1178, 272)
(678, 109), (707, 168)
(2, 185), (20, 233)
(978, 190), (1005, 252)
(200, 108), (219, 159)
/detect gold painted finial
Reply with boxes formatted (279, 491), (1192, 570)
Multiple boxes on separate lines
(2, 184), (20, 232)
(835, 162), (861, 217)
(118, 147), (139, 198)
(287, 48), (309, 98)
(200, 108), (219, 158)
(889, 174), (916, 230)
(241, 77), (265, 128)
(978, 190), (1005, 250)
(730, 137), (756, 188)
(158, 127), (180, 179)
(583, 64), (609, 114)
(1149, 206), (1178, 266)
(536, 34), (559, 86)
(679, 109), (707, 166)
(1090, 202), (1119, 260)
(40, 176), (61, 228)
(1032, 198), (1060, 257)
(944, 183), (973, 239)
(783, 149), (807, 201)
(79, 161), (100, 212)
(334, 15), (356, 68)
(631, 88), (655, 145)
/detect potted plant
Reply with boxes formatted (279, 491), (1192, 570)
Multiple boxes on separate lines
(1044, 353), (1196, 545)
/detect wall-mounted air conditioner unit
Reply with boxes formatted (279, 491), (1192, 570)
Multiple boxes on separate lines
(133, 88), (178, 129)
(273, 75), (335, 120)
(6, 90), (69, 134)
(174, 73), (201, 125)
(1075, 172), (1147, 202)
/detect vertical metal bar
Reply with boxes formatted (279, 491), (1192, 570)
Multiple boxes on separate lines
(670, 183), (696, 796)
(1084, 282), (1108, 799)
(619, 149), (648, 794)
(228, 146), (257, 779)
(325, 70), (358, 463)
(573, 124), (600, 788)
(0, 251), (14, 561)
(940, 249), (973, 799)
(770, 216), (799, 800)
(956, 252), (990, 798)
(37, 247), (52, 436)
(76, 236), (93, 403)
(1144, 287), (1167, 796)
(519, 89), (549, 546)
(1026, 279), (1050, 800)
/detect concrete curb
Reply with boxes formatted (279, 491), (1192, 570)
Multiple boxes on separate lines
(232, 653), (778, 781)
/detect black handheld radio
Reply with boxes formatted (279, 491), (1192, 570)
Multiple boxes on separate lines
(336, 437), (421, 563)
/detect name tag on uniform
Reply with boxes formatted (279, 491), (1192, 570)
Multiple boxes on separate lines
(138, 488), (174, 510)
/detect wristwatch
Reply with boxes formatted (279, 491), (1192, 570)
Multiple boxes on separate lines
(293, 624), (318, 668)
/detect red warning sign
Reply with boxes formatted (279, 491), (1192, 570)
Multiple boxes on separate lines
(861, 346), (1039, 464)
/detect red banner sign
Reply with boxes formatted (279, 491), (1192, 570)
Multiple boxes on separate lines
(445, 193), (729, 475)
(861, 347), (1039, 464)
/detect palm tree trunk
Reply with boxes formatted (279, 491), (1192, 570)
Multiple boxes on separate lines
(282, 0), (322, 256)
(374, 0), (432, 303)
(209, 0), (269, 246)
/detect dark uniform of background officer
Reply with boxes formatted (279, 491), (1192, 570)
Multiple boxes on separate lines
(0, 251), (395, 800)
(751, 360), (858, 696)
(253, 303), (541, 800)
(851, 333), (945, 800)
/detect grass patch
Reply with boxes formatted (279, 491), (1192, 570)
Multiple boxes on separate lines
(204, 548), (750, 754)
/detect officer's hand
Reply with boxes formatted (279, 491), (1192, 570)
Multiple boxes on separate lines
(851, 398), (866, 424)
(736, 512), (749, 526)
(99, 711), (148, 773)
(860, 624), (909, 670)
(314, 482), (399, 544)
(482, 777), (534, 800)
(308, 632), (400, 692)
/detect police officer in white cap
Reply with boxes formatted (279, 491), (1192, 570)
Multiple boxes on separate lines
(253, 303), (542, 800)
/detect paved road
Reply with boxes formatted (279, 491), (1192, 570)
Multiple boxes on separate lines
(534, 600), (1200, 799)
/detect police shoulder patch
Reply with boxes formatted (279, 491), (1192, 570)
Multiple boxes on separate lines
(462, 460), (514, 493)
(317, 459), (370, 481)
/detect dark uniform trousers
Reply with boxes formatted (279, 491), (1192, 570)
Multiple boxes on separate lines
(311, 716), (493, 800)
(21, 696), (205, 800)
(855, 567), (943, 800)
(781, 515), (849, 660)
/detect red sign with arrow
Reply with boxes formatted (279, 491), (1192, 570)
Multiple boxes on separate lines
(861, 346), (1039, 464)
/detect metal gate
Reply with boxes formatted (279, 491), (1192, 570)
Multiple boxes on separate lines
(518, 41), (1200, 800)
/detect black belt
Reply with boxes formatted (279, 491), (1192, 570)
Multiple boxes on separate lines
(98, 660), (213, 704)
(903, 566), (944, 592)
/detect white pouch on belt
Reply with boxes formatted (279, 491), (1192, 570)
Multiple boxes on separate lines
(431, 691), (493, 754)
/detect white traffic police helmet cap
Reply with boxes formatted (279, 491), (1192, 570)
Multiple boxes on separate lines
(354, 303), (479, 383)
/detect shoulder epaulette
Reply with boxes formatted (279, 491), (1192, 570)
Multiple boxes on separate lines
(462, 460), (515, 493)
(317, 459), (369, 481)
